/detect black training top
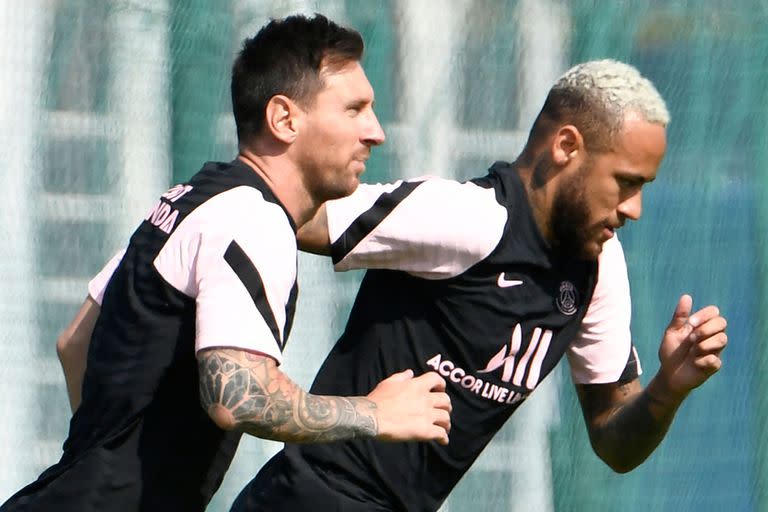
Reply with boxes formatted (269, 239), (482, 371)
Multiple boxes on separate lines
(1, 160), (299, 512)
(237, 161), (640, 512)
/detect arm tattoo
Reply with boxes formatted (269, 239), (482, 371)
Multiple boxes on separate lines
(198, 349), (378, 443)
(580, 382), (676, 472)
(598, 389), (671, 445)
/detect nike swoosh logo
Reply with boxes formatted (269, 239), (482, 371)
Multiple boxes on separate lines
(497, 273), (524, 288)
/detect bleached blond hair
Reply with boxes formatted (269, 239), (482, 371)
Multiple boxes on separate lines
(526, 59), (670, 153)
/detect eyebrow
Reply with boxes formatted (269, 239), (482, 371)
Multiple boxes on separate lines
(346, 98), (373, 109)
(616, 169), (655, 184)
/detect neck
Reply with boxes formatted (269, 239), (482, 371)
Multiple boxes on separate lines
(514, 159), (554, 243)
(237, 149), (319, 228)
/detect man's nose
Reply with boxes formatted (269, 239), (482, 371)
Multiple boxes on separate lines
(362, 111), (386, 146)
(618, 190), (643, 221)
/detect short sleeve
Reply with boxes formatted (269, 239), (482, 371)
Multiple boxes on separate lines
(566, 236), (642, 384)
(88, 249), (126, 305)
(152, 187), (297, 364)
(326, 177), (508, 279)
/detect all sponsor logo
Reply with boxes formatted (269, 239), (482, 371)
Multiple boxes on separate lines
(426, 322), (553, 406)
(426, 352), (528, 405)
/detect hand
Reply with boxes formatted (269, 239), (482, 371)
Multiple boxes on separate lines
(366, 369), (452, 445)
(657, 294), (728, 398)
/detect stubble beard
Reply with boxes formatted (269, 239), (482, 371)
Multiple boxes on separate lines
(304, 162), (360, 204)
(550, 166), (597, 261)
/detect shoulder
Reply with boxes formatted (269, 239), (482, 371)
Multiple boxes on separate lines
(598, 237), (628, 279)
(186, 186), (293, 241)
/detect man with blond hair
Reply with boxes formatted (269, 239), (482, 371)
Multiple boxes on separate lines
(231, 59), (728, 511)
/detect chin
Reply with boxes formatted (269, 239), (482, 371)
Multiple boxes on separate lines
(341, 177), (361, 197)
(583, 242), (604, 261)
(568, 240), (601, 261)
(323, 180), (359, 202)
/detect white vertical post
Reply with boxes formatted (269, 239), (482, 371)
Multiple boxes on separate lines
(515, 0), (570, 128)
(393, 0), (473, 179)
(0, 0), (53, 499)
(506, 2), (570, 512)
(106, 0), (172, 246)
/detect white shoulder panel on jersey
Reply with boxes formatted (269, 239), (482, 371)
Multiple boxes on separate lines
(566, 236), (641, 384)
(153, 186), (296, 363)
(328, 177), (508, 279)
(88, 249), (126, 305)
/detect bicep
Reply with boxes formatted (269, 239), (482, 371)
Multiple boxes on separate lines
(62, 249), (120, 363)
(196, 347), (280, 400)
(57, 296), (101, 360)
(57, 296), (101, 412)
(196, 347), (290, 431)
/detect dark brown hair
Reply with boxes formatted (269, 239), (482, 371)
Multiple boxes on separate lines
(231, 14), (364, 144)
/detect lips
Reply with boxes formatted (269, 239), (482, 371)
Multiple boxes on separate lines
(602, 226), (615, 240)
(604, 221), (623, 236)
(352, 153), (370, 173)
(351, 158), (367, 175)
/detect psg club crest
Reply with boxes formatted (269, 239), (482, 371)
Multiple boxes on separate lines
(556, 281), (578, 315)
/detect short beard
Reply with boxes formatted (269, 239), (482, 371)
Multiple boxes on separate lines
(550, 164), (594, 260)
(303, 166), (358, 204)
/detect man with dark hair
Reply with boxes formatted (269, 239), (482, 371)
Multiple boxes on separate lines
(230, 59), (728, 511)
(1, 14), (451, 512)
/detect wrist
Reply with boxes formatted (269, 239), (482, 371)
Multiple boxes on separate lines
(646, 373), (688, 412)
(351, 396), (380, 439)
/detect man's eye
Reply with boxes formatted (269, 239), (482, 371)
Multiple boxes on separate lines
(618, 177), (637, 188)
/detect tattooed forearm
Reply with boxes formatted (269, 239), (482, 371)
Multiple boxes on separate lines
(578, 380), (680, 473)
(595, 391), (671, 467)
(198, 348), (378, 443)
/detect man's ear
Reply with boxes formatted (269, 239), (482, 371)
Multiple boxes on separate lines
(550, 124), (583, 166)
(264, 95), (300, 144)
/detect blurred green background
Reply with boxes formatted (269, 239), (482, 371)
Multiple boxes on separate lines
(0, 1), (765, 511)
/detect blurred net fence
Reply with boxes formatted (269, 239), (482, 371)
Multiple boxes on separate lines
(0, 1), (765, 511)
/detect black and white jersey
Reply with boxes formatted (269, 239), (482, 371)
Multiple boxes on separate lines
(241, 161), (640, 512)
(0, 160), (298, 512)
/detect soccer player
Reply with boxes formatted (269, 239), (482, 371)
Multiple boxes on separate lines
(229, 59), (728, 511)
(0, 14), (451, 512)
